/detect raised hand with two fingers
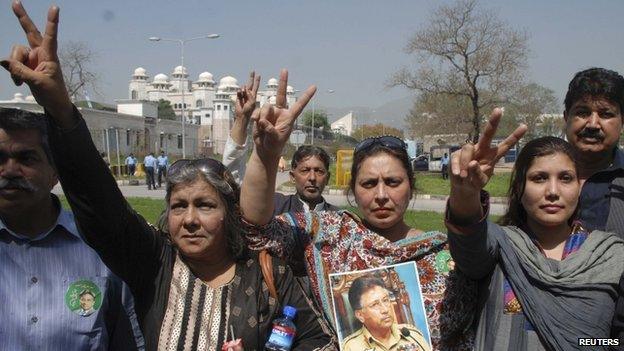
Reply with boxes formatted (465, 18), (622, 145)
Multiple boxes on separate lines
(235, 71), (261, 121)
(449, 108), (527, 221)
(1, 1), (73, 123)
(251, 69), (316, 161)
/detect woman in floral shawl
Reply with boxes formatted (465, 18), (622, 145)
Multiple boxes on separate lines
(236, 71), (527, 350)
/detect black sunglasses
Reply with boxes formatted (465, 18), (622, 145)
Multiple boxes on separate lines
(354, 136), (407, 154)
(168, 158), (225, 176)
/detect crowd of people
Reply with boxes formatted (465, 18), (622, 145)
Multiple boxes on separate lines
(2, 2), (624, 351)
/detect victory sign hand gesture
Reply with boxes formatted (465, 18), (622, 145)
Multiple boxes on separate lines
(451, 108), (527, 195)
(252, 69), (316, 160)
(235, 71), (261, 121)
(1, 1), (73, 122)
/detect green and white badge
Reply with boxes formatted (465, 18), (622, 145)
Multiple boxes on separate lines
(65, 279), (102, 317)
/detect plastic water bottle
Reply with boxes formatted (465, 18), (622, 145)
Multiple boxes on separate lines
(265, 305), (297, 351)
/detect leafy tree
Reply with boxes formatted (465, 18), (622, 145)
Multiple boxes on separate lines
(301, 110), (331, 131)
(505, 83), (559, 140)
(391, 0), (529, 142)
(158, 99), (176, 120)
(405, 93), (475, 140)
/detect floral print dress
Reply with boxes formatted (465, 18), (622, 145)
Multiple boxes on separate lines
(244, 210), (476, 350)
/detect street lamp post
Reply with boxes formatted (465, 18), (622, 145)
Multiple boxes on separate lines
(149, 34), (219, 158)
(311, 89), (334, 145)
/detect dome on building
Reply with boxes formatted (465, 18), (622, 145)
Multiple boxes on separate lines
(133, 67), (147, 76)
(287, 85), (294, 94)
(267, 77), (278, 88)
(218, 76), (239, 90)
(154, 73), (169, 83)
(25, 95), (36, 102)
(198, 71), (214, 82)
(173, 65), (187, 75)
(12, 93), (24, 101)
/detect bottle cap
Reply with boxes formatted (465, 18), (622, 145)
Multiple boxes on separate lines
(283, 305), (297, 319)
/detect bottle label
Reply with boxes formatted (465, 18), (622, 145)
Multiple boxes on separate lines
(267, 325), (295, 348)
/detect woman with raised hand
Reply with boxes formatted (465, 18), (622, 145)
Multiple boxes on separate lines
(446, 114), (624, 350)
(1, 3), (336, 350)
(239, 71), (511, 350)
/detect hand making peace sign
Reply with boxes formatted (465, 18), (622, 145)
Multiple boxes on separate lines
(1, 1), (73, 122)
(235, 71), (261, 121)
(450, 108), (528, 195)
(251, 69), (316, 160)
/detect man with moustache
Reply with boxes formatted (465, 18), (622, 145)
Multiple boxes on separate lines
(563, 68), (624, 234)
(222, 71), (337, 215)
(342, 276), (430, 351)
(0, 107), (142, 350)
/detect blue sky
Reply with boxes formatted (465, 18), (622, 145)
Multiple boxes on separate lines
(2, 0), (623, 112)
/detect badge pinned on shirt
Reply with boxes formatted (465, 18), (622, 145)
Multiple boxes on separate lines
(65, 280), (102, 317)
(435, 250), (454, 274)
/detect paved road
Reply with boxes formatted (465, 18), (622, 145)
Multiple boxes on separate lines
(52, 174), (507, 216)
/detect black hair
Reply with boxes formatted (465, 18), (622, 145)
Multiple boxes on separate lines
(348, 275), (386, 310)
(291, 145), (330, 171)
(498, 136), (577, 226)
(347, 144), (415, 203)
(564, 68), (624, 114)
(79, 290), (95, 299)
(0, 107), (53, 164)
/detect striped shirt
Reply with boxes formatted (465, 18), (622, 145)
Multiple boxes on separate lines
(0, 201), (138, 351)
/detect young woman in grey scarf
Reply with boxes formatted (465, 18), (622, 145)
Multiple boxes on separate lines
(445, 109), (624, 351)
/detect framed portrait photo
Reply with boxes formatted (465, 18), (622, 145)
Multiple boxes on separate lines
(329, 262), (432, 351)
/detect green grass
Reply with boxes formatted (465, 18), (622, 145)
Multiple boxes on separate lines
(60, 196), (499, 233)
(282, 170), (512, 197)
(415, 172), (511, 197)
(60, 196), (166, 224)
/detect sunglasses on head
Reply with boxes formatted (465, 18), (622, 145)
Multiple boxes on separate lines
(168, 157), (225, 176)
(354, 136), (407, 154)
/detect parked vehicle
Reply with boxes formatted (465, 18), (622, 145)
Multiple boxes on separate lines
(412, 154), (429, 171)
(428, 145), (460, 172)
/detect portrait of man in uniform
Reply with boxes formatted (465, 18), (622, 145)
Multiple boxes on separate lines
(330, 263), (432, 351)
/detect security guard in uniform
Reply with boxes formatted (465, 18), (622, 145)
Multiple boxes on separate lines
(342, 275), (431, 351)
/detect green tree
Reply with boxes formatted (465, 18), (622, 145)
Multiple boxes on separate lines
(505, 83), (559, 140)
(301, 110), (331, 131)
(405, 92), (475, 140)
(391, 0), (529, 142)
(158, 99), (176, 120)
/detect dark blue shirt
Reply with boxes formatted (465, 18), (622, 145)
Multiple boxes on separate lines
(578, 148), (624, 232)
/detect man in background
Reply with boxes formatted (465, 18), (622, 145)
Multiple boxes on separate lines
(143, 152), (157, 190)
(125, 152), (137, 176)
(156, 150), (168, 188)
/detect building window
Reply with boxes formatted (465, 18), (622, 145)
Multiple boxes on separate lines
(224, 105), (228, 111)
(184, 103), (187, 108)
(126, 130), (130, 146)
(196, 100), (203, 108)
(160, 134), (164, 148)
(217, 105), (221, 111)
(131, 90), (138, 100)
(177, 135), (183, 149)
(197, 115), (202, 125)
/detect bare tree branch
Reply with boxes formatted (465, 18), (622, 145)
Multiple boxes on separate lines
(59, 41), (100, 101)
(391, 0), (529, 142)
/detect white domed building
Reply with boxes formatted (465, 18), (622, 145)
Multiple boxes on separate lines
(127, 67), (299, 154)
